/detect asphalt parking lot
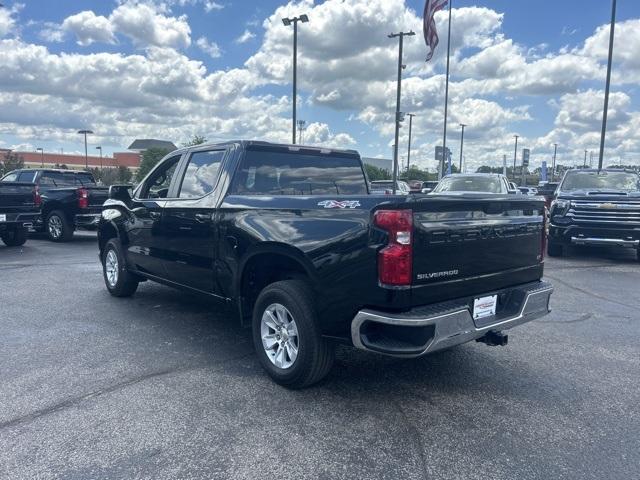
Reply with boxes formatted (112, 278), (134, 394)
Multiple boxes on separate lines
(1, 233), (638, 480)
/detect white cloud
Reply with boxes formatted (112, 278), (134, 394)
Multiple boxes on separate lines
(61, 11), (116, 46)
(203, 1), (224, 12)
(235, 29), (256, 44)
(196, 36), (222, 58)
(0, 2), (23, 38)
(110, 2), (191, 49)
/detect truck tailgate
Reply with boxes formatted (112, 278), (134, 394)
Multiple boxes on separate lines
(87, 186), (109, 208)
(0, 182), (36, 209)
(410, 195), (545, 302)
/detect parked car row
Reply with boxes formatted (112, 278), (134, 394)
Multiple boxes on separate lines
(0, 169), (109, 243)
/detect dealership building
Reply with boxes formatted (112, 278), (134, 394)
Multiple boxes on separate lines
(2, 139), (177, 171)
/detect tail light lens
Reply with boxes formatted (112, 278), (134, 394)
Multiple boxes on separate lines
(374, 209), (413, 286)
(78, 187), (89, 209)
(33, 186), (42, 207)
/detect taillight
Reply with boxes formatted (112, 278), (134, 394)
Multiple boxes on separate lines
(374, 209), (413, 286)
(78, 187), (89, 209)
(33, 186), (42, 207)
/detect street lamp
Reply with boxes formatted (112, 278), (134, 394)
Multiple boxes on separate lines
(77, 130), (94, 169)
(282, 14), (309, 144)
(513, 135), (519, 180)
(552, 143), (558, 181)
(406, 113), (416, 173)
(459, 124), (467, 173)
(36, 147), (44, 167)
(96, 146), (103, 169)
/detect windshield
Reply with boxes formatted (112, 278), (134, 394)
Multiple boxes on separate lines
(433, 175), (506, 194)
(561, 171), (640, 192)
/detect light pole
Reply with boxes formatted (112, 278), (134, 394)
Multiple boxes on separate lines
(513, 135), (519, 180)
(96, 146), (103, 169)
(77, 130), (93, 169)
(389, 30), (415, 194)
(406, 113), (415, 173)
(459, 123), (466, 173)
(282, 14), (309, 145)
(584, 149), (588, 168)
(598, 0), (617, 171)
(552, 143), (558, 181)
(36, 147), (44, 167)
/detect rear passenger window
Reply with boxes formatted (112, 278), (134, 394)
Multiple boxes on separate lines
(178, 150), (225, 198)
(18, 172), (36, 183)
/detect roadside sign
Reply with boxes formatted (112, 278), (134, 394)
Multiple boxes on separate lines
(435, 146), (451, 161)
(522, 148), (530, 167)
(541, 161), (548, 182)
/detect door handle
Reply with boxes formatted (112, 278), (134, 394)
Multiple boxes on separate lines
(149, 211), (161, 220)
(194, 213), (211, 223)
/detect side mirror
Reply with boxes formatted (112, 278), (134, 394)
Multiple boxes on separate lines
(109, 184), (133, 202)
(421, 188), (432, 194)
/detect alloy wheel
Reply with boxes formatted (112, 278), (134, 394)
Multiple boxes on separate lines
(261, 303), (299, 369)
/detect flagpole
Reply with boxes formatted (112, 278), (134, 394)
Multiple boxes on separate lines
(440, 0), (452, 179)
(598, 0), (616, 171)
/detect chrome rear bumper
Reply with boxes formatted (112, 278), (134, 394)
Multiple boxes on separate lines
(571, 236), (639, 248)
(351, 281), (553, 357)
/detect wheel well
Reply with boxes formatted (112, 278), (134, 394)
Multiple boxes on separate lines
(240, 253), (310, 326)
(99, 222), (118, 254)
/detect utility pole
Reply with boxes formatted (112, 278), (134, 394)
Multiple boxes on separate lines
(513, 135), (519, 180)
(282, 14), (309, 144)
(96, 146), (103, 169)
(458, 123), (466, 173)
(440, 0), (453, 180)
(552, 143), (558, 181)
(598, 0), (617, 171)
(388, 30), (415, 194)
(406, 113), (416, 173)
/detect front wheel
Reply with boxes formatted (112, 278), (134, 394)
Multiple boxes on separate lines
(252, 280), (334, 389)
(102, 239), (139, 297)
(1, 227), (27, 247)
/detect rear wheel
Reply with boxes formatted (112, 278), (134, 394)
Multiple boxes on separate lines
(252, 280), (334, 389)
(1, 227), (27, 247)
(45, 210), (73, 242)
(547, 242), (564, 257)
(102, 239), (139, 297)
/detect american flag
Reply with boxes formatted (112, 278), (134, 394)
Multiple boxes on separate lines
(423, 0), (448, 61)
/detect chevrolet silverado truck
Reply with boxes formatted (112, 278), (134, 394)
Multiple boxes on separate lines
(548, 169), (640, 259)
(0, 180), (40, 247)
(98, 141), (553, 388)
(1, 169), (109, 241)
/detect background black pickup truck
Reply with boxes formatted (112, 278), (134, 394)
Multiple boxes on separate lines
(548, 169), (640, 260)
(0, 181), (40, 247)
(98, 141), (553, 388)
(1, 169), (109, 241)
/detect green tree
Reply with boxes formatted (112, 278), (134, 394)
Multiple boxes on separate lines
(364, 164), (391, 181)
(1, 150), (25, 175)
(117, 166), (133, 183)
(182, 135), (207, 147)
(136, 147), (170, 181)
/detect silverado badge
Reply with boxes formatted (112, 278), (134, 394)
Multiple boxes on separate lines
(598, 203), (618, 209)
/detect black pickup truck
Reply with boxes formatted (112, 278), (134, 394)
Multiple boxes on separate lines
(0, 181), (40, 247)
(1, 169), (109, 241)
(548, 169), (640, 259)
(98, 141), (553, 388)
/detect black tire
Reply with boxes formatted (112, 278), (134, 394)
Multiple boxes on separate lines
(1, 227), (27, 247)
(252, 280), (334, 389)
(45, 210), (74, 242)
(547, 242), (564, 257)
(102, 238), (139, 297)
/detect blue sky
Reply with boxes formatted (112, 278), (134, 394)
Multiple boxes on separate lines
(1, 0), (639, 171)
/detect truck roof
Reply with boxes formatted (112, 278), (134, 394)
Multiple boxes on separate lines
(171, 140), (360, 157)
